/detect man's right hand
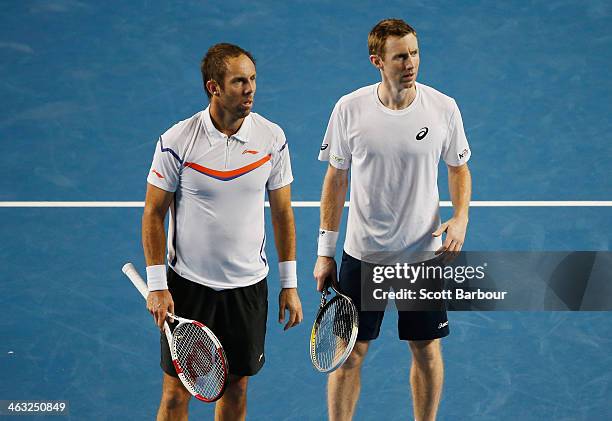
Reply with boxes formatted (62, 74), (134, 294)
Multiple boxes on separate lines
(313, 256), (337, 292)
(146, 290), (175, 330)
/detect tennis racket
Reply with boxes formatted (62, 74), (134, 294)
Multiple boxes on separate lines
(310, 273), (359, 373)
(121, 263), (228, 402)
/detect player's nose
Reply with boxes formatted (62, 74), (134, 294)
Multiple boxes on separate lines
(245, 80), (255, 95)
(405, 57), (414, 70)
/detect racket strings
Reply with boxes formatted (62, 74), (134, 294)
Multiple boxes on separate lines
(172, 323), (226, 399)
(313, 297), (357, 371)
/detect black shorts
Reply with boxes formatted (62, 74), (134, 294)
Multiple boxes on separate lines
(338, 251), (450, 341)
(161, 268), (268, 377)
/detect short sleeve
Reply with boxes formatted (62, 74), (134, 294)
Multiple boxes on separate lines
(318, 102), (351, 170)
(146, 135), (182, 192)
(442, 101), (471, 166)
(266, 129), (294, 190)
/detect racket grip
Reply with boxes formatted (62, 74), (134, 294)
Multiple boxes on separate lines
(122, 262), (149, 300)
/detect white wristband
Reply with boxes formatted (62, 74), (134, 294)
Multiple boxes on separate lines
(279, 261), (298, 289)
(146, 264), (168, 291)
(317, 229), (339, 257)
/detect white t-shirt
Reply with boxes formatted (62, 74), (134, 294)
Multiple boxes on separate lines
(147, 107), (293, 289)
(318, 82), (471, 263)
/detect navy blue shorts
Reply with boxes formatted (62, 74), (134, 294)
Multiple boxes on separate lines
(338, 251), (450, 341)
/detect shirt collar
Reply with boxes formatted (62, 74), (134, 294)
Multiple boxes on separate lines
(202, 106), (252, 145)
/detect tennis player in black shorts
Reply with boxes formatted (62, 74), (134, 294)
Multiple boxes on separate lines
(314, 19), (472, 421)
(143, 43), (303, 421)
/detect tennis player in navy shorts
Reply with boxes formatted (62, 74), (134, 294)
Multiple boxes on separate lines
(314, 19), (472, 421)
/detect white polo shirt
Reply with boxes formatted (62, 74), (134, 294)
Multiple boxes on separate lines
(319, 82), (471, 263)
(147, 107), (293, 289)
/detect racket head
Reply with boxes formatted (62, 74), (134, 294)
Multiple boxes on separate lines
(169, 319), (229, 402)
(310, 293), (359, 373)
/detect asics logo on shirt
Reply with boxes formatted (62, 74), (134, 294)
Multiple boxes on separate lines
(242, 149), (259, 155)
(151, 169), (165, 179)
(438, 321), (448, 329)
(320, 144), (329, 151)
(416, 127), (429, 141)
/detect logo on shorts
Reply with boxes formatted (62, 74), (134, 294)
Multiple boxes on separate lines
(151, 169), (164, 179)
(458, 148), (469, 160)
(416, 127), (429, 141)
(259, 353), (264, 362)
(320, 144), (329, 151)
(438, 321), (449, 329)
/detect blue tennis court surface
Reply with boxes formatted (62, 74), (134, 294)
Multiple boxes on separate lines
(1, 1), (611, 420)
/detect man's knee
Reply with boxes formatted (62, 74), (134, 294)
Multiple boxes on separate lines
(160, 374), (191, 409)
(409, 339), (442, 367)
(341, 341), (369, 370)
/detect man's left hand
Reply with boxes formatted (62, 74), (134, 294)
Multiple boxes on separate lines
(432, 216), (468, 256)
(278, 288), (303, 331)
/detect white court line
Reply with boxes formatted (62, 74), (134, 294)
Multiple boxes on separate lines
(0, 201), (610, 208)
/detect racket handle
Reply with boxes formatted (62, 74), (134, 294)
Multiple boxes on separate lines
(122, 262), (149, 299)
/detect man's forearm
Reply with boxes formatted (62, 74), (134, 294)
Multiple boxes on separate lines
(271, 207), (296, 262)
(320, 168), (348, 230)
(142, 211), (167, 266)
(448, 164), (471, 219)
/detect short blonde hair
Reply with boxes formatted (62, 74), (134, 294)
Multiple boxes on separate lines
(368, 19), (417, 58)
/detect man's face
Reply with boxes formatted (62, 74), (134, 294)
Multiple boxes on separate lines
(215, 54), (256, 118)
(377, 34), (419, 89)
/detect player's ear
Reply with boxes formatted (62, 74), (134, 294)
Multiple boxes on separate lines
(205, 80), (219, 97)
(369, 54), (383, 70)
